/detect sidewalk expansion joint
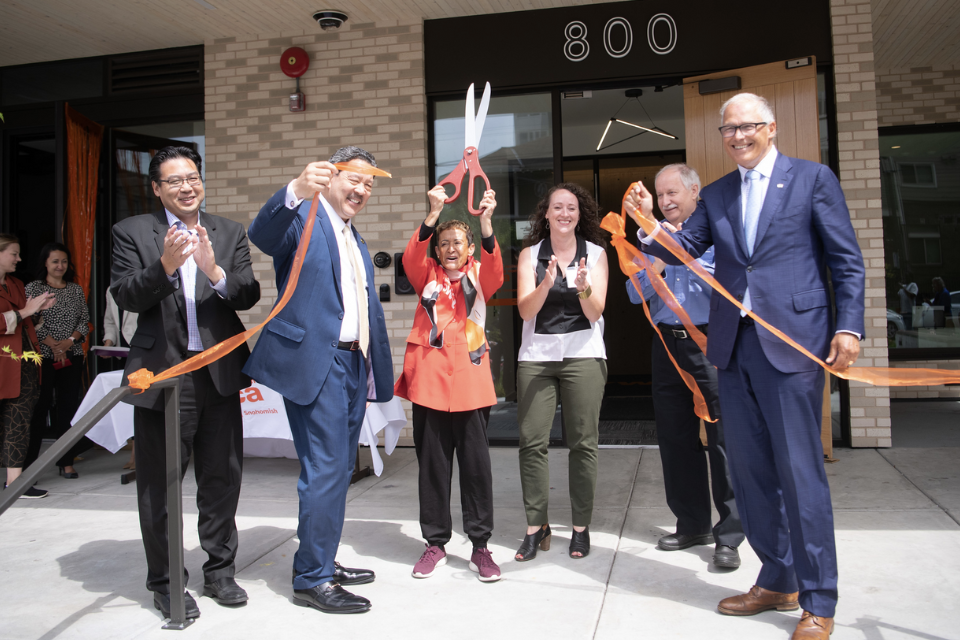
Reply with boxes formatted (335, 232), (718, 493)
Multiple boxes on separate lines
(876, 449), (960, 528)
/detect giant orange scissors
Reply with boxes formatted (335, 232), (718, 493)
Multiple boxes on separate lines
(438, 82), (492, 216)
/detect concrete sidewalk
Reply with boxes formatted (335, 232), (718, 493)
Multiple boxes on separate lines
(1, 409), (959, 640)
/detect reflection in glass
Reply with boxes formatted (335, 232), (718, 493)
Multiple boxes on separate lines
(881, 130), (960, 353)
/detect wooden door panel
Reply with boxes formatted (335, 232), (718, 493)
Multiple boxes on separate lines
(682, 57), (834, 458)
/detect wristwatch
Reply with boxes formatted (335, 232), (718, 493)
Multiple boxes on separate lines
(578, 285), (592, 300)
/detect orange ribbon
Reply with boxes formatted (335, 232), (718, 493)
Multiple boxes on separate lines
(334, 162), (392, 178)
(603, 183), (960, 389)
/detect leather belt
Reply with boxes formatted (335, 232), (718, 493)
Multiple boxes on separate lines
(658, 323), (708, 339)
(739, 316), (755, 326)
(337, 340), (361, 351)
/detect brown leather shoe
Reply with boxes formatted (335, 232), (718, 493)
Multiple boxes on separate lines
(791, 611), (834, 639)
(717, 585), (799, 616)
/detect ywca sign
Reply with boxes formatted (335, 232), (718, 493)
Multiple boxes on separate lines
(563, 13), (677, 62)
(424, 0), (830, 94)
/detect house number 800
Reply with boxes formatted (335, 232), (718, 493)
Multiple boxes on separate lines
(563, 14), (677, 62)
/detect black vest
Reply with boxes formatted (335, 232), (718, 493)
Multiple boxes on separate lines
(534, 235), (591, 335)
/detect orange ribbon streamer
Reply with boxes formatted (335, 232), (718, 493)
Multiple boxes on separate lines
(128, 196), (322, 391)
(604, 183), (960, 389)
(334, 162), (392, 178)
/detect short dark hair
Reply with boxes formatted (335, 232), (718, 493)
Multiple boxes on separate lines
(328, 146), (377, 167)
(148, 146), (203, 185)
(436, 219), (474, 247)
(35, 242), (75, 282)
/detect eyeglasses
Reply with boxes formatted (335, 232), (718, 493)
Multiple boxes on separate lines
(718, 122), (768, 138)
(158, 174), (203, 189)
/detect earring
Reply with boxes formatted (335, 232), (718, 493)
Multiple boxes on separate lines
(546, 221), (550, 230)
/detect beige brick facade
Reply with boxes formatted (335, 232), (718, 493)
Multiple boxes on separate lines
(203, 21), (427, 444)
(831, 0), (892, 447)
(876, 64), (960, 126)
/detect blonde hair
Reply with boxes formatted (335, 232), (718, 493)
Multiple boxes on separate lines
(0, 233), (19, 253)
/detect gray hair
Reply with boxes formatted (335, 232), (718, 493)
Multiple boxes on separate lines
(656, 163), (701, 192)
(328, 145), (377, 167)
(719, 93), (776, 125)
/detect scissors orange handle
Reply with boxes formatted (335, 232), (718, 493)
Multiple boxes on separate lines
(437, 147), (492, 216)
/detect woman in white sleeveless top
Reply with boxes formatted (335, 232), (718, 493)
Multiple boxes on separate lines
(514, 183), (609, 561)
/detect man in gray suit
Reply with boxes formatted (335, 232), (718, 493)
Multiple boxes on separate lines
(111, 146), (260, 620)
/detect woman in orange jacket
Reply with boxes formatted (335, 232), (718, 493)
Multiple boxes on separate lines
(394, 185), (503, 582)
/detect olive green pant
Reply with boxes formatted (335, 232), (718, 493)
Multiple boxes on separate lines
(517, 358), (607, 527)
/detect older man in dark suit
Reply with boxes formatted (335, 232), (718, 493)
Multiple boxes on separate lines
(111, 146), (260, 620)
(627, 93), (864, 640)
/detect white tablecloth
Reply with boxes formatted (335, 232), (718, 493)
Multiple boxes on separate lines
(76, 373), (405, 476)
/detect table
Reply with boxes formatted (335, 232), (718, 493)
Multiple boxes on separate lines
(76, 372), (405, 476)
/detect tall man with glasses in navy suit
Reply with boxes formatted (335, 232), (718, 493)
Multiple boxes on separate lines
(626, 93), (864, 640)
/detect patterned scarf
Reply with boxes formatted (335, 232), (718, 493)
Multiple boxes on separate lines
(420, 256), (487, 365)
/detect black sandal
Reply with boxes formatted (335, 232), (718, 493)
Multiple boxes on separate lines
(515, 524), (551, 562)
(569, 527), (590, 558)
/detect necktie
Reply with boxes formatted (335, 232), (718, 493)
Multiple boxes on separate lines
(342, 224), (369, 356)
(743, 169), (763, 256)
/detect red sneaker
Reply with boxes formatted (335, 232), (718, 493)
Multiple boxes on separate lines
(469, 547), (501, 582)
(412, 545), (446, 579)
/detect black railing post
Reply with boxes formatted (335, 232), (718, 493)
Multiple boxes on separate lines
(158, 379), (192, 630)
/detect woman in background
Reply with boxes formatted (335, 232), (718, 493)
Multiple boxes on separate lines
(24, 242), (90, 478)
(0, 234), (54, 498)
(514, 183), (609, 561)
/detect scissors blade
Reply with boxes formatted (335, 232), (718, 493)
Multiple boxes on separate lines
(464, 83), (476, 149)
(473, 82), (491, 147)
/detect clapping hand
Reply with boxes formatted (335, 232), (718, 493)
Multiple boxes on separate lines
(160, 226), (198, 276)
(193, 224), (224, 283)
(574, 257), (591, 293)
(542, 255), (559, 289)
(21, 292), (55, 317)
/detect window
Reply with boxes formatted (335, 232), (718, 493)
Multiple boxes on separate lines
(880, 127), (960, 356)
(899, 163), (937, 187)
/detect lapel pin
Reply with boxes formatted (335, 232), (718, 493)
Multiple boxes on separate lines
(777, 184), (784, 188)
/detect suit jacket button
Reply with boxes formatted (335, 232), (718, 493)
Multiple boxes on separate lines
(331, 341), (337, 347)
(338, 312), (344, 320)
(746, 266), (754, 273)
(180, 351), (187, 358)
(736, 294), (743, 301)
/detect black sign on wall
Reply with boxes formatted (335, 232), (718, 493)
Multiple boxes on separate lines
(425, 0), (832, 95)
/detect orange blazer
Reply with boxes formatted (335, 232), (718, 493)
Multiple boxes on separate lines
(1, 276), (40, 400)
(394, 227), (504, 412)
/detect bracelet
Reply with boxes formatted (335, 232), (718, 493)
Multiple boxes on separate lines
(578, 285), (592, 300)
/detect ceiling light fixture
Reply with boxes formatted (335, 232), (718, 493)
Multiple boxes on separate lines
(596, 88), (677, 152)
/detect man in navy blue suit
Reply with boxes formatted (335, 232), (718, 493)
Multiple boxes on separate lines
(244, 146), (394, 614)
(626, 94), (864, 640)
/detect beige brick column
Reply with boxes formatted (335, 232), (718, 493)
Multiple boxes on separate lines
(831, 0), (891, 447)
(203, 20), (428, 443)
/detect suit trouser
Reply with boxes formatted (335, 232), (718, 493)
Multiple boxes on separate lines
(652, 332), (743, 547)
(718, 322), (837, 618)
(413, 404), (494, 549)
(285, 349), (366, 590)
(133, 365), (243, 594)
(517, 358), (607, 528)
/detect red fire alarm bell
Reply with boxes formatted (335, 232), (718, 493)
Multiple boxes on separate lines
(280, 47), (309, 113)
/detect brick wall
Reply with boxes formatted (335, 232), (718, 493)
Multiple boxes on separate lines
(831, 0), (892, 447)
(876, 64), (960, 126)
(203, 20), (427, 444)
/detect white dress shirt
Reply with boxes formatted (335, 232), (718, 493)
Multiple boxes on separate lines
(164, 210), (227, 352)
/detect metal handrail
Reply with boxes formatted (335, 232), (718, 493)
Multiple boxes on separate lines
(0, 378), (193, 630)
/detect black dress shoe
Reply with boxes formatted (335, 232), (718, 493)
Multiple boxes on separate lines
(713, 545), (741, 568)
(657, 532), (713, 551)
(153, 591), (200, 619)
(58, 466), (79, 479)
(334, 562), (375, 585)
(291, 561), (376, 586)
(202, 577), (248, 605)
(293, 581), (371, 614)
